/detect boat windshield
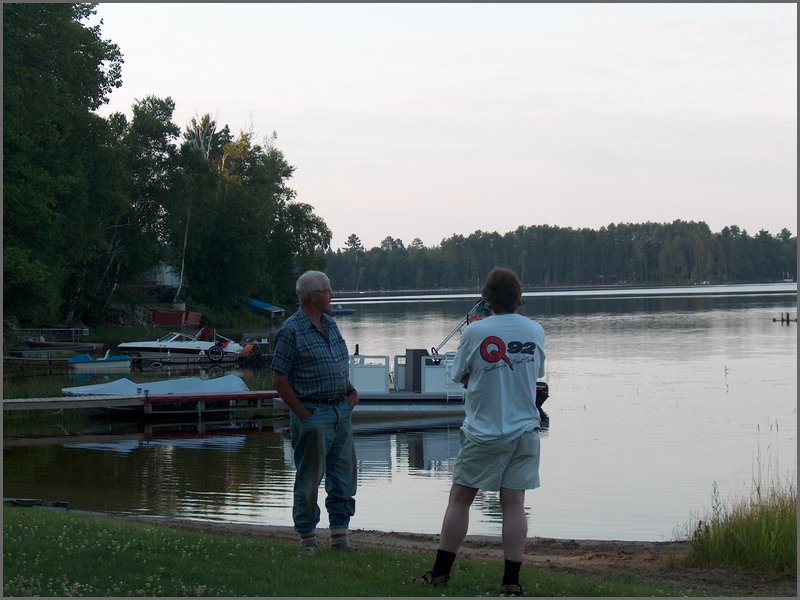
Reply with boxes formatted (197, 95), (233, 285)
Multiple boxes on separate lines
(157, 332), (195, 343)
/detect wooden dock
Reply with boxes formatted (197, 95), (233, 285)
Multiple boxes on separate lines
(3, 355), (71, 377)
(773, 312), (796, 324)
(2, 390), (281, 415)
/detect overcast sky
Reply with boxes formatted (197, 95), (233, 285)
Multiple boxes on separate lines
(91, 3), (797, 250)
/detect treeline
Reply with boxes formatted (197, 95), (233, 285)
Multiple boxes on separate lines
(324, 223), (797, 291)
(3, 4), (330, 327)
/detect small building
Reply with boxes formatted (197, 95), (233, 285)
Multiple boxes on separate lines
(143, 263), (180, 288)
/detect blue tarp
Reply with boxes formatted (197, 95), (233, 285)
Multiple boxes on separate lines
(248, 298), (285, 316)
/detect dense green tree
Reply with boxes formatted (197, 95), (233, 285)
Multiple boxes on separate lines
(184, 114), (232, 163)
(123, 96), (181, 244)
(57, 112), (131, 322)
(170, 127), (331, 309)
(3, 2), (123, 325)
(345, 234), (365, 254)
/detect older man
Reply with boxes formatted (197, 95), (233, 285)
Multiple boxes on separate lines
(271, 270), (359, 553)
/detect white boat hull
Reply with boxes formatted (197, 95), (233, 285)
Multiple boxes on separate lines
(124, 349), (241, 363)
(271, 395), (465, 419)
(69, 361), (131, 373)
(272, 352), (466, 419)
(117, 328), (244, 364)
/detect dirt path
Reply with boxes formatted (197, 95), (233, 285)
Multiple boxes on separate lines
(119, 515), (796, 596)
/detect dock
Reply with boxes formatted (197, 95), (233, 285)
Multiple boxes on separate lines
(3, 355), (71, 377)
(3, 390), (280, 415)
(271, 394), (465, 418)
(773, 312), (796, 324)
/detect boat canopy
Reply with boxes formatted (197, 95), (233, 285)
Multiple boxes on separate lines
(62, 374), (249, 396)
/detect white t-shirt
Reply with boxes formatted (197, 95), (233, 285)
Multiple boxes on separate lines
(451, 313), (546, 445)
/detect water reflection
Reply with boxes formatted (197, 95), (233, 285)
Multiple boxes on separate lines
(3, 288), (796, 541)
(3, 416), (474, 532)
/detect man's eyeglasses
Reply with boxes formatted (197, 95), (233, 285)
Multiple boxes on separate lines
(314, 288), (333, 295)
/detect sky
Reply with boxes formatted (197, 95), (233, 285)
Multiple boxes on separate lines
(90, 3), (797, 250)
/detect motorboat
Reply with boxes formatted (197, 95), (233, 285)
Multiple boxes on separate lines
(117, 326), (245, 364)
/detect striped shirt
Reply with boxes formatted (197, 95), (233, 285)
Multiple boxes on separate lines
(271, 308), (351, 400)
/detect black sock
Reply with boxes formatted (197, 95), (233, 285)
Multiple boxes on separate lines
(502, 559), (522, 586)
(431, 549), (457, 578)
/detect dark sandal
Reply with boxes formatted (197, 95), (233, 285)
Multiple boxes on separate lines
(411, 570), (450, 586)
(500, 583), (526, 596)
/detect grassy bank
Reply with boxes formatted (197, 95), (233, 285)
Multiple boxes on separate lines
(3, 507), (690, 597)
(685, 479), (796, 576)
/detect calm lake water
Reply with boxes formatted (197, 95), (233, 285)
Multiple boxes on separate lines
(3, 283), (797, 542)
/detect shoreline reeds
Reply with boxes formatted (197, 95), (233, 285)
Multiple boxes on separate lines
(684, 429), (797, 576)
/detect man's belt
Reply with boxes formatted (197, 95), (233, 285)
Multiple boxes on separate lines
(300, 395), (344, 405)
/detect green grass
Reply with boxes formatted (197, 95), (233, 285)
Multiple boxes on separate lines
(685, 479), (796, 576)
(3, 371), (82, 399)
(3, 507), (695, 597)
(2, 408), (90, 437)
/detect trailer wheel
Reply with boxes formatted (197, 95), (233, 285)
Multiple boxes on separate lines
(206, 345), (225, 362)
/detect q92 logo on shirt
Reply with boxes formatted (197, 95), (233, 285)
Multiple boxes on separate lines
(480, 336), (538, 371)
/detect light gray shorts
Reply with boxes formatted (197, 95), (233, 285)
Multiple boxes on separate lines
(452, 430), (541, 492)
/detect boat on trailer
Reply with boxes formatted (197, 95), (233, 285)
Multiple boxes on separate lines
(117, 326), (245, 364)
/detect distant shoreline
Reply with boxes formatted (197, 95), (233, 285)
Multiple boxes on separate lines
(335, 280), (797, 298)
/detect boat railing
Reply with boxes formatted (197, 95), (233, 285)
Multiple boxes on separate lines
(349, 355), (390, 393)
(443, 353), (459, 402)
(393, 355), (406, 390)
(349, 351), (463, 399)
(421, 352), (462, 398)
(11, 326), (89, 343)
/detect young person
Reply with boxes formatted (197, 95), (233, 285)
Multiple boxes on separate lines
(413, 267), (546, 595)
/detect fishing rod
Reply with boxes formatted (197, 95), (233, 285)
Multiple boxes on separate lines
(430, 299), (486, 355)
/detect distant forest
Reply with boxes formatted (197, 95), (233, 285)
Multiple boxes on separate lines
(324, 222), (797, 292)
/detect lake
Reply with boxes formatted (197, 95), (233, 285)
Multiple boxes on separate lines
(3, 283), (796, 542)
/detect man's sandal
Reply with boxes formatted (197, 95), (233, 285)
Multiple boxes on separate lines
(499, 583), (526, 596)
(410, 570), (450, 586)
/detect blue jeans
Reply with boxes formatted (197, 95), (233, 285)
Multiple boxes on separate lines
(289, 401), (357, 534)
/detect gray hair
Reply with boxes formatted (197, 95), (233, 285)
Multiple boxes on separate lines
(296, 270), (329, 305)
